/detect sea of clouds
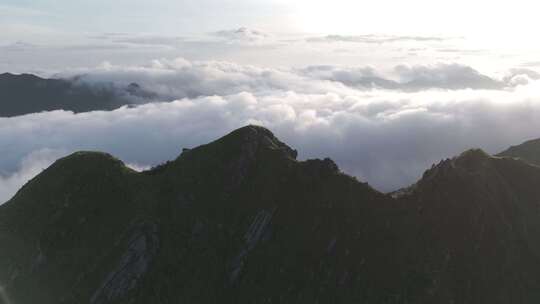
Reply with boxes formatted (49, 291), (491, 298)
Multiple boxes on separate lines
(2, 57), (540, 203)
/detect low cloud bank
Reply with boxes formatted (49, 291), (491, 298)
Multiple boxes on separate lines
(2, 58), (540, 203)
(67, 60), (535, 104)
(1, 76), (540, 203)
(300, 63), (537, 90)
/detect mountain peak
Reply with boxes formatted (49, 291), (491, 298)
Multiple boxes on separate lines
(0, 72), (42, 80)
(415, 148), (492, 188)
(153, 125), (299, 182)
(28, 151), (134, 185)
(56, 151), (126, 167)
(458, 148), (490, 158)
(214, 125), (298, 160)
(5, 127), (540, 303)
(227, 124), (275, 138)
(453, 148), (491, 169)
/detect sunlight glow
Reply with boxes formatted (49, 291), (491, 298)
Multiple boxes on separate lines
(288, 0), (540, 47)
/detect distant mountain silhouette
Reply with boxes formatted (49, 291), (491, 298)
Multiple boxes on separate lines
(1, 126), (540, 303)
(498, 137), (540, 166)
(0, 73), (157, 117)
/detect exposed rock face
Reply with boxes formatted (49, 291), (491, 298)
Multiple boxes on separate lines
(1, 126), (540, 303)
(91, 222), (159, 304)
(229, 208), (275, 284)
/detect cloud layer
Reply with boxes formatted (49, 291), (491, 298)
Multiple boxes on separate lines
(213, 27), (271, 43)
(1, 58), (540, 203)
(307, 34), (447, 44)
(67, 60), (530, 102)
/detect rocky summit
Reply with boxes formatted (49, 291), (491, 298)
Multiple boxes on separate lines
(1, 125), (540, 304)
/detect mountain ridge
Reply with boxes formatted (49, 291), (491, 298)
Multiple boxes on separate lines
(0, 73), (157, 117)
(497, 138), (540, 167)
(2, 126), (540, 303)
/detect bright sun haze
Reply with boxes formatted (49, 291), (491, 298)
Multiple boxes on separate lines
(290, 0), (539, 46)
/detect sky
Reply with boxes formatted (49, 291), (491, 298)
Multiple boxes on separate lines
(2, 0), (540, 73)
(1, 0), (540, 203)
(2, 0), (540, 38)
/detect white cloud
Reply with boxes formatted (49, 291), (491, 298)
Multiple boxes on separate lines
(213, 27), (272, 44)
(2, 62), (540, 204)
(393, 63), (504, 90)
(62, 60), (522, 109)
(59, 58), (358, 100)
(307, 34), (447, 44)
(2, 58), (540, 203)
(300, 63), (529, 91)
(4, 28), (535, 77)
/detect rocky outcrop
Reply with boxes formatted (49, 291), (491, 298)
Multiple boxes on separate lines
(229, 208), (275, 284)
(91, 221), (159, 304)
